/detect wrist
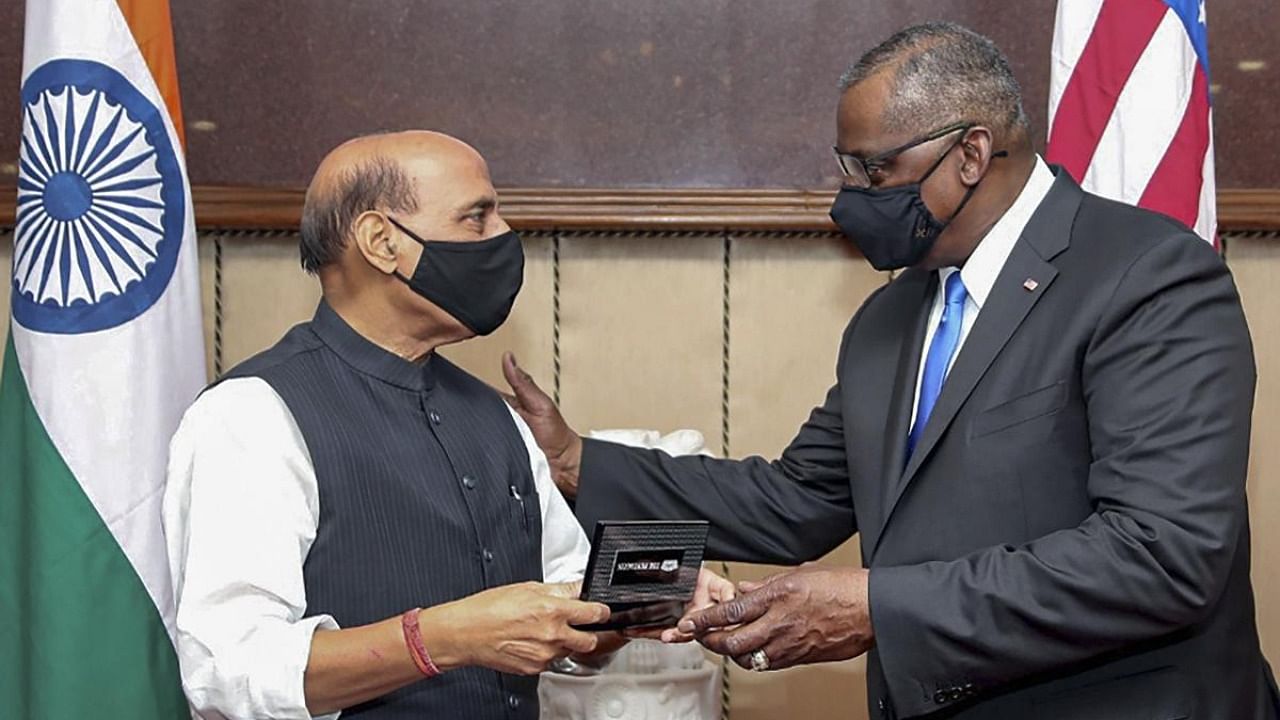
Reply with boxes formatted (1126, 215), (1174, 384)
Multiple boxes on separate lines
(850, 568), (875, 645)
(549, 434), (583, 497)
(415, 605), (469, 671)
(401, 609), (442, 677)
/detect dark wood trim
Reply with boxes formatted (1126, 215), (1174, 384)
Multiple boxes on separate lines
(192, 186), (847, 232)
(1216, 190), (1280, 232)
(194, 185), (307, 230)
(2, 184), (1279, 232)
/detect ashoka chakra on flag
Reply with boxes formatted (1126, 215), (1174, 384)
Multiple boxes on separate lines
(15, 58), (186, 335)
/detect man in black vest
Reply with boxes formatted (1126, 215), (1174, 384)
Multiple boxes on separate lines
(165, 131), (654, 720)
(503, 23), (1279, 720)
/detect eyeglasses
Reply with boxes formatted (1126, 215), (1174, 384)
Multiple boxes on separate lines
(833, 121), (974, 188)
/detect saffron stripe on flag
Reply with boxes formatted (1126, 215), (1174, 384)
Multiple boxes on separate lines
(115, 0), (185, 146)
(1045, 0), (1168, 181)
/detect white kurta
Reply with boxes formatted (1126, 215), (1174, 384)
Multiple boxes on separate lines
(163, 377), (590, 720)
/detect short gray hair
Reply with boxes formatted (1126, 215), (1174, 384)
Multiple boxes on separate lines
(299, 154), (418, 274)
(839, 22), (1028, 139)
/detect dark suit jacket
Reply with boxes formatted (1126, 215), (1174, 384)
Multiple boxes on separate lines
(575, 171), (1280, 719)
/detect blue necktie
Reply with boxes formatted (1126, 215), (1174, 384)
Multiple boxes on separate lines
(908, 272), (968, 457)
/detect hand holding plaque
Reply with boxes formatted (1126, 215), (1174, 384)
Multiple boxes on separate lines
(678, 564), (874, 672)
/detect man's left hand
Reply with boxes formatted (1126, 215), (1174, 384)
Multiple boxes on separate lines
(679, 565), (874, 671)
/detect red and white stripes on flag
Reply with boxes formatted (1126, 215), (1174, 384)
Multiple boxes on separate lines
(1046, 0), (1216, 245)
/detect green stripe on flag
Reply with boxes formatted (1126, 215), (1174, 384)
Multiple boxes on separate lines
(0, 337), (188, 718)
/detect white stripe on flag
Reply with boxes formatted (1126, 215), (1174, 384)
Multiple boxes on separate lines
(1081, 9), (1197, 204)
(1197, 128), (1218, 242)
(1047, 0), (1106, 126)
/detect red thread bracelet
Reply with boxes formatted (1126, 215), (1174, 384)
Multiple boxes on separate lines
(401, 608), (441, 678)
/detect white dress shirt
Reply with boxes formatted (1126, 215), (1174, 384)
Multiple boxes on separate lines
(909, 157), (1057, 428)
(163, 377), (591, 720)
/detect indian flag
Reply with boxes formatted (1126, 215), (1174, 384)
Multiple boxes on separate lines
(0, 0), (204, 716)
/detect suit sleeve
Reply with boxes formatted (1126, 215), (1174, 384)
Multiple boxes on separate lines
(869, 231), (1256, 717)
(573, 303), (876, 565)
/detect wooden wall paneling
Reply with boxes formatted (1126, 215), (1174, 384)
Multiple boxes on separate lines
(1, 218), (1277, 716)
(723, 232), (888, 720)
(556, 232), (724, 445)
(440, 233), (557, 392)
(5, 0), (1279, 188)
(2, 186), (1279, 233)
(1224, 231), (1280, 665)
(1221, 191), (1280, 232)
(217, 232), (321, 370)
(554, 231), (729, 705)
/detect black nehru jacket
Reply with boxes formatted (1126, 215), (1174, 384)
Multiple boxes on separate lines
(220, 300), (544, 720)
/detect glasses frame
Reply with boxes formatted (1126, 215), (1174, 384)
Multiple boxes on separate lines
(833, 120), (974, 187)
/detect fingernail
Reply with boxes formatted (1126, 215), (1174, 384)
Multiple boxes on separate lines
(678, 620), (695, 633)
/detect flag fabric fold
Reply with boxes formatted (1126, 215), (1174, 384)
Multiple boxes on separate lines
(1, 0), (203, 715)
(1046, 0), (1217, 244)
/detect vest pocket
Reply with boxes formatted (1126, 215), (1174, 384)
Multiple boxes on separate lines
(508, 484), (537, 533)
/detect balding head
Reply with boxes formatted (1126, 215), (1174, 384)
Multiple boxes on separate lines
(299, 131), (491, 274)
(296, 130), (514, 354)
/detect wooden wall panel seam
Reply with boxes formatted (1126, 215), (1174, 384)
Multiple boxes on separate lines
(717, 230), (733, 720)
(553, 233), (562, 406)
(213, 232), (224, 377)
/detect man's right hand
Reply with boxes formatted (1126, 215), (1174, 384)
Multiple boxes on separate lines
(421, 581), (610, 676)
(501, 352), (584, 497)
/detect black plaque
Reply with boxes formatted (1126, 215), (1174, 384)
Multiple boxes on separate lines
(574, 520), (709, 631)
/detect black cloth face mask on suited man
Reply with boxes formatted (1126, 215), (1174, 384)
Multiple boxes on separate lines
(830, 120), (1007, 271)
(388, 215), (525, 336)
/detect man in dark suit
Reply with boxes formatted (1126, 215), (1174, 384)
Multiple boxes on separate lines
(503, 22), (1279, 720)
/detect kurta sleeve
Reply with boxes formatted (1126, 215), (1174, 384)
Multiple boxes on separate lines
(164, 378), (340, 720)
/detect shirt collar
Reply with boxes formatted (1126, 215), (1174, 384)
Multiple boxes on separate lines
(311, 300), (437, 392)
(951, 155), (1056, 310)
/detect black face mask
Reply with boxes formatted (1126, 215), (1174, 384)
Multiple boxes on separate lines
(388, 217), (525, 336)
(829, 140), (1006, 271)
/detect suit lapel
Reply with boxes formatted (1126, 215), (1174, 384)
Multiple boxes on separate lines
(871, 169), (1083, 561)
(900, 244), (1057, 484)
(856, 269), (935, 555)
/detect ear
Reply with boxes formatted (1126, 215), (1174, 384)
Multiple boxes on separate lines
(958, 126), (995, 187)
(351, 210), (400, 276)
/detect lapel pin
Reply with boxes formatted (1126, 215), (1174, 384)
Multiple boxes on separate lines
(1023, 279), (1039, 292)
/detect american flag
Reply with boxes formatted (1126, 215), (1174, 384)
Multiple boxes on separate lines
(1046, 0), (1216, 245)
